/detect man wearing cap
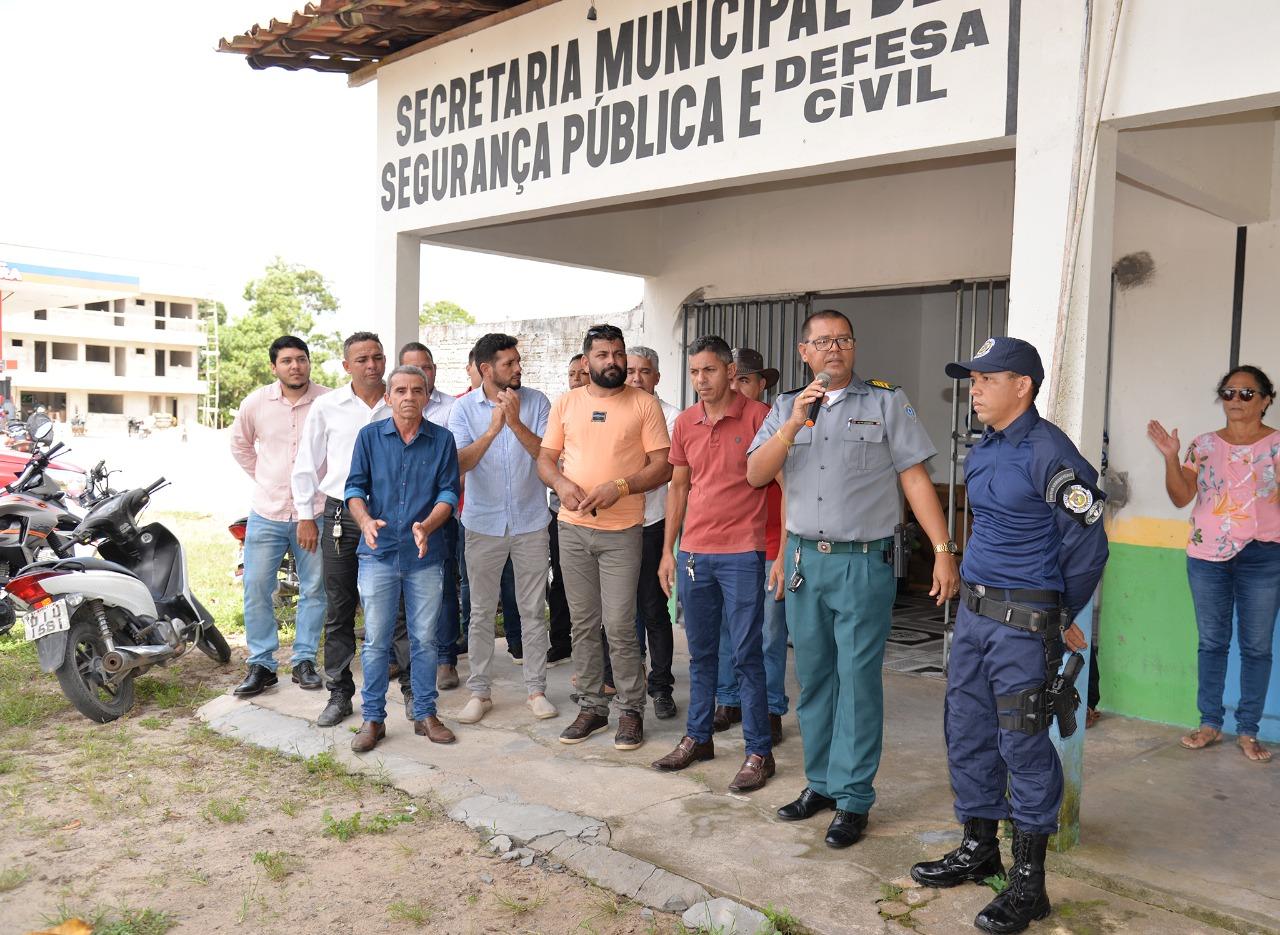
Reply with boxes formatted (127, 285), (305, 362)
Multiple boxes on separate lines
(713, 347), (789, 744)
(910, 337), (1108, 935)
(746, 309), (958, 849)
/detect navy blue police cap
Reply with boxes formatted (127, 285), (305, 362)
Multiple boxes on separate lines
(945, 336), (1045, 385)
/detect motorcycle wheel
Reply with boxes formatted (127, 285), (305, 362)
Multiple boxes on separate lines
(55, 612), (135, 723)
(195, 623), (232, 665)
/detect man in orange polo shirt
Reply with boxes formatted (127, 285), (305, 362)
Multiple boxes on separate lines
(538, 324), (672, 751)
(653, 336), (776, 793)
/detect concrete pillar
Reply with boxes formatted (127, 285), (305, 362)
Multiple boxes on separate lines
(375, 231), (422, 355)
(1006, 0), (1120, 851)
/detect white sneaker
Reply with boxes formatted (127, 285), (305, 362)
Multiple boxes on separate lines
(456, 696), (492, 724)
(527, 694), (558, 720)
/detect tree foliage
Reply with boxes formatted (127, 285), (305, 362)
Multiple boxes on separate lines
(213, 258), (343, 422)
(420, 299), (475, 327)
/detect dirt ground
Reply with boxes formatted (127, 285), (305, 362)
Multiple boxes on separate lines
(0, 632), (686, 935)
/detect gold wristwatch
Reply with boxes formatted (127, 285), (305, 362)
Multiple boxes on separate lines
(933, 540), (959, 554)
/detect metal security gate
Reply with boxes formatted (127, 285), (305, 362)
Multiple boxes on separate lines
(943, 279), (1009, 667)
(678, 294), (812, 407)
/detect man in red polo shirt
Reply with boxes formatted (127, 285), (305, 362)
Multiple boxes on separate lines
(653, 335), (775, 793)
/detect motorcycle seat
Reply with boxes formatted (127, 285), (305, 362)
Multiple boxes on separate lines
(24, 556), (138, 579)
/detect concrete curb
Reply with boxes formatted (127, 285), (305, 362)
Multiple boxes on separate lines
(198, 696), (713, 915)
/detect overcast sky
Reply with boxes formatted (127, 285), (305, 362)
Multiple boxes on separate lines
(0, 0), (642, 328)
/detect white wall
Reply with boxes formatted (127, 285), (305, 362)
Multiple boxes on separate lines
(1106, 181), (1239, 522)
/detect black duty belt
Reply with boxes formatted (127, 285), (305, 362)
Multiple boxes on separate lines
(961, 582), (1064, 635)
(792, 535), (892, 555)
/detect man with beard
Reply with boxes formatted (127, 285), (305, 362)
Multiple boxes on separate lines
(538, 325), (672, 751)
(230, 335), (330, 697)
(448, 334), (558, 723)
(292, 332), (391, 727)
(345, 365), (460, 751)
(746, 310), (958, 849)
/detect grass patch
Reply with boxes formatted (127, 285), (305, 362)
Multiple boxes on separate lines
(202, 797), (248, 824)
(982, 874), (1008, 895)
(321, 809), (414, 842)
(134, 676), (219, 712)
(42, 903), (176, 935)
(494, 890), (547, 914)
(252, 850), (298, 883)
(879, 882), (904, 901)
(279, 799), (303, 817)
(0, 636), (67, 727)
(387, 899), (434, 925)
(0, 864), (31, 893)
(136, 716), (166, 730)
(763, 903), (805, 934)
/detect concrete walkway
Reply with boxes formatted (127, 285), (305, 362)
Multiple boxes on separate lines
(199, 636), (1279, 935)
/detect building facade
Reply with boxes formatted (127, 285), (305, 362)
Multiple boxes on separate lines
(0, 246), (211, 432)
(224, 1), (1280, 747)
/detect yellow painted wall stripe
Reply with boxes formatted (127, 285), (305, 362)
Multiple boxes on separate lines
(1106, 515), (1189, 550)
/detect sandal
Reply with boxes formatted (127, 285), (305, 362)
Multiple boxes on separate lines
(1180, 725), (1221, 749)
(1237, 737), (1273, 763)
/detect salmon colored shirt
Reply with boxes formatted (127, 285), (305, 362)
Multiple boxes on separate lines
(544, 384), (671, 531)
(1184, 429), (1280, 561)
(231, 381), (331, 522)
(669, 392), (770, 554)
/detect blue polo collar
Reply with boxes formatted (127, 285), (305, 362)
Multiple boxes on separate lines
(981, 405), (1040, 446)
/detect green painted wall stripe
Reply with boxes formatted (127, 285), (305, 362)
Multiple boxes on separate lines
(1098, 542), (1200, 728)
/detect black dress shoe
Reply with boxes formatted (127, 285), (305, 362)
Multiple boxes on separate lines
(824, 810), (868, 849)
(234, 664), (278, 697)
(653, 693), (677, 720)
(776, 787), (837, 822)
(291, 660), (322, 690)
(316, 692), (353, 727)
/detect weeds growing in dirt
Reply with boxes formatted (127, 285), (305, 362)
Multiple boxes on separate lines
(252, 850), (298, 883)
(202, 797), (248, 823)
(494, 890), (547, 914)
(42, 902), (175, 935)
(0, 864), (31, 892)
(321, 809), (414, 841)
(982, 874), (1008, 894)
(763, 903), (805, 934)
(387, 899), (434, 925)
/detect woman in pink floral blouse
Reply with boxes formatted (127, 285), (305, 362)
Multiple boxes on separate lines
(1148, 365), (1279, 763)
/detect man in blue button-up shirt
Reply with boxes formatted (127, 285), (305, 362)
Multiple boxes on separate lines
(344, 365), (461, 752)
(448, 334), (558, 724)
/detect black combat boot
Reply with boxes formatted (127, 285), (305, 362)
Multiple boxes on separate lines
(973, 826), (1051, 934)
(911, 817), (1005, 887)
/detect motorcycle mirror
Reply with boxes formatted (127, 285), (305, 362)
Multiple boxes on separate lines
(27, 414), (54, 442)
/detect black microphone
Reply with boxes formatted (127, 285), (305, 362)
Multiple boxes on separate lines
(804, 371), (831, 427)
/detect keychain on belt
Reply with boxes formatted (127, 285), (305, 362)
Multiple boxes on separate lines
(685, 554), (696, 582)
(788, 543), (804, 592)
(332, 502), (344, 555)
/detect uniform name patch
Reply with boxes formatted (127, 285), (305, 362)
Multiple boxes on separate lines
(850, 419), (881, 426)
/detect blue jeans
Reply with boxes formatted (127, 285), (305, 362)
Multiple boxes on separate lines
(716, 586), (790, 716)
(1186, 540), (1280, 738)
(243, 511), (325, 671)
(679, 550), (771, 756)
(357, 557), (444, 722)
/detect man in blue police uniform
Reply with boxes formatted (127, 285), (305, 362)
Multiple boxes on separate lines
(747, 309), (959, 849)
(910, 337), (1108, 935)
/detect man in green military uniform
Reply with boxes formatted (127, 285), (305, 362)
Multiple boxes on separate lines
(747, 309), (959, 848)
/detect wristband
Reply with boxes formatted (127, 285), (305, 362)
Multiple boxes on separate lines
(614, 478), (630, 497)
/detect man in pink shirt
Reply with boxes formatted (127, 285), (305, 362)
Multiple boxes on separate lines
(230, 336), (330, 697)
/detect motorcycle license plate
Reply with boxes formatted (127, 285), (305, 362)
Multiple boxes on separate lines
(24, 600), (70, 642)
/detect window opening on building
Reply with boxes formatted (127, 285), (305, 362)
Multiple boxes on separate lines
(85, 345), (110, 363)
(88, 394), (124, 415)
(51, 342), (77, 361)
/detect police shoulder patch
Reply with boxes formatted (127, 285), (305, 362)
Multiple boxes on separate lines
(1049, 468), (1105, 527)
(866, 379), (900, 391)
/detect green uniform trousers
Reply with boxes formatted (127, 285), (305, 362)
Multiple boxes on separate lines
(784, 534), (897, 813)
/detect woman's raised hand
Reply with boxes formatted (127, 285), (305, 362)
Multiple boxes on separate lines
(1146, 420), (1181, 460)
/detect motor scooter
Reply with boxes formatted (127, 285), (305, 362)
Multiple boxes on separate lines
(7, 476), (230, 722)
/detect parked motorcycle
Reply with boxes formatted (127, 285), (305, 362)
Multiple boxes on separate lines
(0, 416), (94, 636)
(5, 419), (32, 453)
(6, 476), (230, 722)
(228, 516), (299, 610)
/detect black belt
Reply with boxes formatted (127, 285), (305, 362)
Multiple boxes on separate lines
(961, 582), (1064, 635)
(325, 496), (344, 507)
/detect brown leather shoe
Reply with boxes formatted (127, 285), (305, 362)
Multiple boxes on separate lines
(713, 705), (741, 732)
(436, 664), (460, 690)
(350, 720), (385, 753)
(415, 716), (456, 744)
(651, 736), (714, 771)
(728, 752), (776, 792)
(614, 710), (644, 751)
(770, 713), (784, 746)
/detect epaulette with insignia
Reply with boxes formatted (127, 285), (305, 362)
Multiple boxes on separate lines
(866, 379), (900, 391)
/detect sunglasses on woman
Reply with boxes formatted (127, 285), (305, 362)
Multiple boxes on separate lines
(1218, 387), (1258, 401)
